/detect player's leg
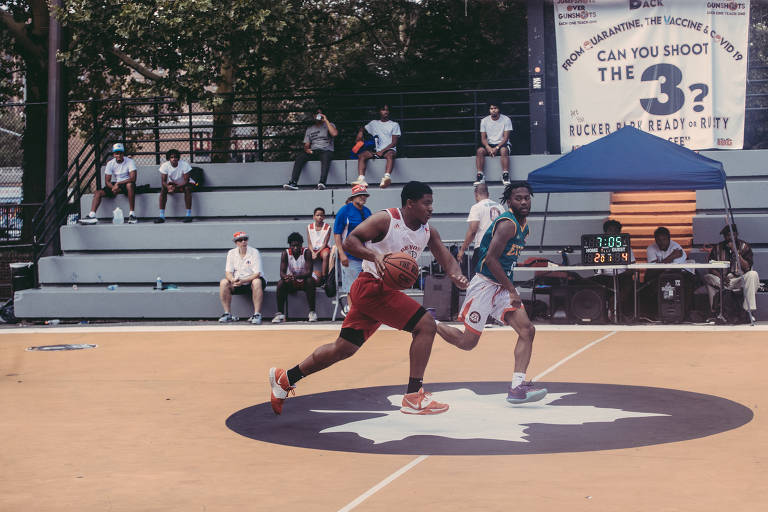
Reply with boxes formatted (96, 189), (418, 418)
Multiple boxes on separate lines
(436, 323), (481, 351)
(303, 275), (317, 321)
(250, 277), (264, 318)
(475, 146), (487, 178)
(499, 145), (511, 185)
(438, 275), (487, 350)
(355, 151), (372, 184)
(126, 182), (136, 211)
(503, 306), (546, 404)
(218, 278), (236, 322)
(380, 151), (395, 188)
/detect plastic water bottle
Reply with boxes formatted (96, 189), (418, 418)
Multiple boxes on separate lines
(155, 276), (163, 290)
(112, 207), (124, 224)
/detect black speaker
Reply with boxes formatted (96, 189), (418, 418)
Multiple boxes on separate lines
(658, 271), (684, 323)
(549, 286), (607, 324)
(570, 286), (608, 324)
(549, 287), (571, 324)
(423, 275), (458, 321)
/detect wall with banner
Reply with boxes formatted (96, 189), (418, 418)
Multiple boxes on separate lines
(554, 0), (750, 153)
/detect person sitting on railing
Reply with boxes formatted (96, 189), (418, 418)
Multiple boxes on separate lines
(79, 142), (138, 224)
(154, 149), (195, 223)
(283, 108), (338, 191)
(352, 104), (400, 189)
(273, 232), (319, 323)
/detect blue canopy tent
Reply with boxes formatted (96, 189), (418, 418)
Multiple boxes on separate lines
(527, 126), (745, 323)
(527, 126), (737, 255)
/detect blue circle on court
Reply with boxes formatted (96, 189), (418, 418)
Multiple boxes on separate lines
(226, 382), (753, 455)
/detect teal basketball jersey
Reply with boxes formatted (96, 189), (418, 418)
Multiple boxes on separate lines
(475, 210), (529, 283)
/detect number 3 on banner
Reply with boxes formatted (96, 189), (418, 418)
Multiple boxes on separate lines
(640, 63), (685, 115)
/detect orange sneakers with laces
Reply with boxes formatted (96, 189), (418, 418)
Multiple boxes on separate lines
(400, 388), (449, 415)
(269, 367), (295, 415)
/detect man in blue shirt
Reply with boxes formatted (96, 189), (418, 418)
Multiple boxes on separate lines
(333, 184), (372, 309)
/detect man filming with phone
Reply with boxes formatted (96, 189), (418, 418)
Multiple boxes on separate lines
(283, 108), (338, 191)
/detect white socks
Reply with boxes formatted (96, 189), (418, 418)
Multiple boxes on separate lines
(511, 372), (526, 388)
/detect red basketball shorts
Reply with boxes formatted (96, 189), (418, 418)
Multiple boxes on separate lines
(340, 272), (426, 346)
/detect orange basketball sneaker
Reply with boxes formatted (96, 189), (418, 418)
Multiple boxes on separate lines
(400, 388), (449, 415)
(269, 367), (295, 415)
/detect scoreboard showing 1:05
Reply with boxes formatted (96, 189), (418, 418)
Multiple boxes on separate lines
(581, 233), (632, 265)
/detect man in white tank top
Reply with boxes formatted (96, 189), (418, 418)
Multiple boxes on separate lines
(273, 232), (318, 323)
(269, 181), (468, 416)
(306, 207), (332, 283)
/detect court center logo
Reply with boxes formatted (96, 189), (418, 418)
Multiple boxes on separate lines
(226, 382), (752, 455)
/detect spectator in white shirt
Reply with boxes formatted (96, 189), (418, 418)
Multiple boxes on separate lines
(353, 104), (401, 189)
(474, 102), (514, 187)
(219, 231), (266, 325)
(154, 149), (195, 223)
(456, 183), (503, 277)
(79, 142), (138, 224)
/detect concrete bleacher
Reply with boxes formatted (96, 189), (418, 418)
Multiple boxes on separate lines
(14, 150), (768, 320)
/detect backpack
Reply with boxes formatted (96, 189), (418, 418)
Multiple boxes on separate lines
(324, 267), (337, 298)
(189, 166), (205, 187)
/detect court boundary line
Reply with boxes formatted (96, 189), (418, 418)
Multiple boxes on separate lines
(1, 323), (764, 335)
(335, 330), (618, 512)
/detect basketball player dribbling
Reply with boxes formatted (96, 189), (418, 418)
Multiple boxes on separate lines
(437, 181), (548, 404)
(269, 181), (469, 415)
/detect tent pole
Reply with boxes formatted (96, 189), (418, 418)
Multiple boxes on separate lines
(538, 193), (550, 253)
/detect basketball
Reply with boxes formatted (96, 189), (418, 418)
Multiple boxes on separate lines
(381, 252), (420, 290)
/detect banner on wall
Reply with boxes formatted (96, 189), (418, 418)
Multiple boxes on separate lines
(554, 0), (750, 153)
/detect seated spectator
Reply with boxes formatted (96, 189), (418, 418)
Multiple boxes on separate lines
(641, 226), (695, 319)
(154, 149), (195, 223)
(79, 142), (138, 224)
(307, 207), (332, 283)
(474, 101), (513, 186)
(590, 219), (636, 321)
(283, 108), (338, 191)
(334, 185), (372, 310)
(702, 224), (760, 322)
(273, 232), (319, 323)
(353, 104), (400, 189)
(219, 231), (266, 324)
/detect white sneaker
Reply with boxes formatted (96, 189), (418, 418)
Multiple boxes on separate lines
(352, 175), (367, 186)
(78, 216), (98, 225)
(272, 313), (286, 323)
(379, 173), (392, 188)
(308, 311), (318, 322)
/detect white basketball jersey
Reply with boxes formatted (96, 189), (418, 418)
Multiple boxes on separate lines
(362, 208), (430, 278)
(286, 249), (306, 276)
(307, 223), (330, 251)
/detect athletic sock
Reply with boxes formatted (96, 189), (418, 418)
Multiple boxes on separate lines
(185, 209), (192, 217)
(158, 209), (165, 219)
(286, 365), (305, 386)
(129, 210), (135, 216)
(512, 372), (526, 388)
(407, 377), (423, 394)
(88, 211), (96, 218)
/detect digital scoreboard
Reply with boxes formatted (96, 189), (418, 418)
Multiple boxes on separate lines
(581, 234), (632, 265)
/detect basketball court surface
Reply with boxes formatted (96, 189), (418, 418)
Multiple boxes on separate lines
(1, 322), (765, 511)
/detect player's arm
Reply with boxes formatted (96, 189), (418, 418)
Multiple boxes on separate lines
(427, 226), (469, 290)
(343, 211), (391, 274)
(458, 220), (479, 261)
(498, 129), (511, 146)
(484, 219), (521, 307)
(115, 169), (137, 186)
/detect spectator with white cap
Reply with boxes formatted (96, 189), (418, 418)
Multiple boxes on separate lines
(219, 231), (266, 324)
(79, 142), (139, 224)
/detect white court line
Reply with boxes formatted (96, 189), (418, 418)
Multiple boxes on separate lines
(336, 330), (618, 512)
(337, 455), (429, 512)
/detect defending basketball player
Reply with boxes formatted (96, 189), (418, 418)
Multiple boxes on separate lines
(437, 181), (547, 404)
(269, 181), (469, 415)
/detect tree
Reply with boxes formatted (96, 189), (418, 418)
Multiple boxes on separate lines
(0, 0), (51, 205)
